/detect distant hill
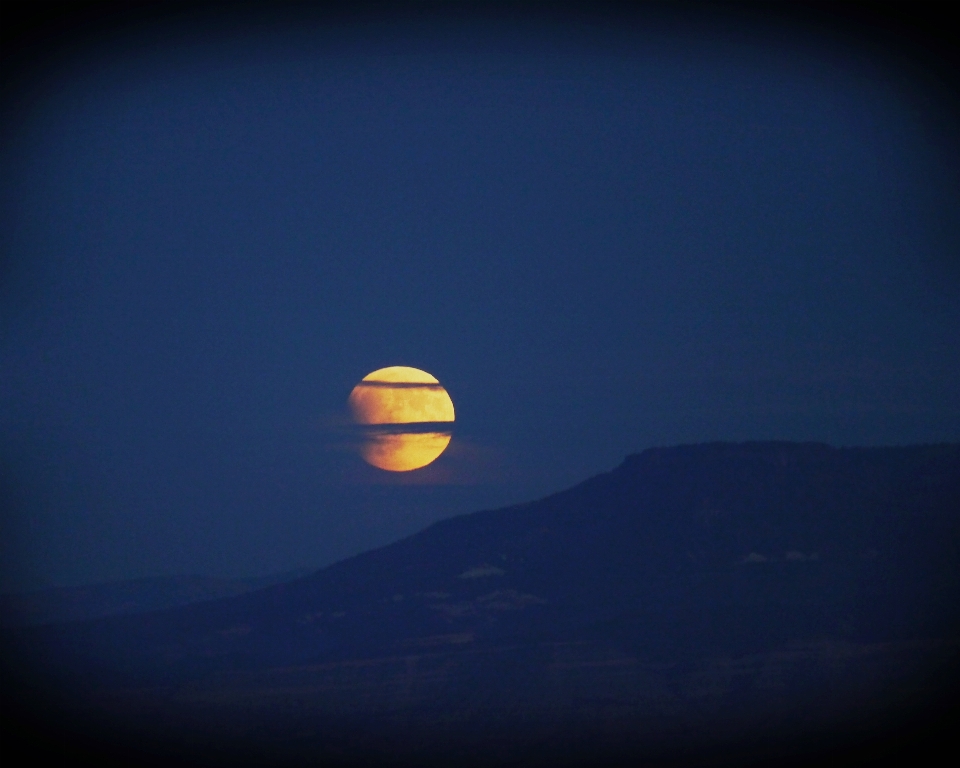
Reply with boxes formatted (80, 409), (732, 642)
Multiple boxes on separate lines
(5, 442), (959, 767)
(0, 569), (312, 626)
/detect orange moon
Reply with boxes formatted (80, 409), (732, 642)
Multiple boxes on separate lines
(348, 366), (454, 472)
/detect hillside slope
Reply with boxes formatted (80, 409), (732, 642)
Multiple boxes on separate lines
(5, 442), (959, 766)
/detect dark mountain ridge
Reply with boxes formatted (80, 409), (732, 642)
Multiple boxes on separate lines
(5, 442), (960, 766)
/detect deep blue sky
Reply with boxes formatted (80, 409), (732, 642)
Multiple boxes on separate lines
(2, 6), (959, 589)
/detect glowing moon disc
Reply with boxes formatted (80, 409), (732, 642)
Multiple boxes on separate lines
(348, 366), (454, 472)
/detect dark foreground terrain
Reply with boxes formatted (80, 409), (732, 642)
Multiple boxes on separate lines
(3, 442), (959, 766)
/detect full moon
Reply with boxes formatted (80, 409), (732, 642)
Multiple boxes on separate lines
(348, 366), (455, 472)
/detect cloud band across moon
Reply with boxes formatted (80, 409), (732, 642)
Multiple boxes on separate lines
(350, 381), (448, 390)
(356, 423), (455, 435)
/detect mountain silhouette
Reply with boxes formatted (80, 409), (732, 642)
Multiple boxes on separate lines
(5, 442), (959, 767)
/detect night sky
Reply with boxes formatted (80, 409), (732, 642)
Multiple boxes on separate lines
(2, 5), (959, 590)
